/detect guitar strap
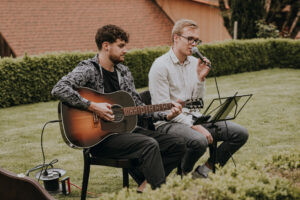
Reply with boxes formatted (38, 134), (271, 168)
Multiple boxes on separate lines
(91, 61), (103, 79)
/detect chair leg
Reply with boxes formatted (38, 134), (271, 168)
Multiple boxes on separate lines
(81, 152), (91, 200)
(176, 161), (183, 178)
(209, 141), (217, 173)
(122, 168), (129, 188)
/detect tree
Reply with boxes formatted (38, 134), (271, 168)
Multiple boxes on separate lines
(219, 0), (299, 39)
(266, 0), (299, 38)
(219, 0), (265, 39)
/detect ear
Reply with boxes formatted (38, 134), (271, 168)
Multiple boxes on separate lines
(174, 34), (180, 43)
(102, 42), (110, 51)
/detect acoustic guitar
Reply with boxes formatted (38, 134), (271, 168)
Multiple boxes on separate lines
(58, 87), (203, 149)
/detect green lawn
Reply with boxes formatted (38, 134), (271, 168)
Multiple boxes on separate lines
(0, 68), (299, 199)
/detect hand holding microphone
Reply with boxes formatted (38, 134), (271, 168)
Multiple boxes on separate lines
(192, 47), (211, 81)
(192, 47), (212, 68)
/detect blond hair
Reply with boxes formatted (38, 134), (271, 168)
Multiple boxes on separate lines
(171, 19), (198, 42)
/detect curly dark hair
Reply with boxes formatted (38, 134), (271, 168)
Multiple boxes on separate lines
(95, 24), (129, 50)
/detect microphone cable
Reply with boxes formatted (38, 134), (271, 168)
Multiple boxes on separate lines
(37, 120), (61, 181)
(35, 119), (101, 197)
(211, 61), (236, 168)
(26, 120), (61, 182)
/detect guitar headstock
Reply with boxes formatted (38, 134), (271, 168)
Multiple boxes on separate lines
(184, 98), (204, 111)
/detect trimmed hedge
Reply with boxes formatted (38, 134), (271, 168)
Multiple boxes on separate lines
(0, 52), (94, 108)
(0, 39), (299, 108)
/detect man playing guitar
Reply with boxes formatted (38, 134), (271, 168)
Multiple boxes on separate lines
(52, 24), (185, 192)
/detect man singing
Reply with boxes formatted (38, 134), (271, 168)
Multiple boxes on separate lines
(149, 19), (248, 178)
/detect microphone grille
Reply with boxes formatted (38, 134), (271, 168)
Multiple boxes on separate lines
(191, 47), (198, 54)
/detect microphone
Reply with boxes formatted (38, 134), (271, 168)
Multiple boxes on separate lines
(192, 47), (212, 68)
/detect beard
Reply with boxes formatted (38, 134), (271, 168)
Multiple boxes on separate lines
(109, 54), (124, 65)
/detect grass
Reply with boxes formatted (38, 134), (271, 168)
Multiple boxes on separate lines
(0, 68), (299, 199)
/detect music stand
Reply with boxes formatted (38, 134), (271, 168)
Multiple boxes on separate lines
(194, 93), (252, 173)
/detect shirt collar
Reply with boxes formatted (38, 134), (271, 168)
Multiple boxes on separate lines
(168, 48), (191, 66)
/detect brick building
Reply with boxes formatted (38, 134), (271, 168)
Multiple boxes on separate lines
(0, 0), (230, 57)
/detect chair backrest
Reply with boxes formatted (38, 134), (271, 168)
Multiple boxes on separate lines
(0, 167), (55, 200)
(138, 90), (156, 130)
(139, 90), (152, 105)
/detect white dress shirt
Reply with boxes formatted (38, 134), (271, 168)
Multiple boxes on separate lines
(149, 48), (206, 128)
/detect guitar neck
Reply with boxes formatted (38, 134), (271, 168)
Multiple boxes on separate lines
(123, 103), (174, 116)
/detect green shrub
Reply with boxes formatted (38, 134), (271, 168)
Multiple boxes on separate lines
(0, 52), (94, 107)
(268, 150), (300, 170)
(124, 46), (169, 88)
(256, 20), (280, 38)
(0, 39), (299, 108)
(99, 150), (300, 200)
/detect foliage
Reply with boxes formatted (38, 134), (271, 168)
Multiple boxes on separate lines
(199, 39), (300, 77)
(219, 0), (299, 39)
(0, 52), (94, 108)
(123, 46), (169, 88)
(256, 20), (280, 38)
(218, 0), (265, 39)
(231, 0), (265, 39)
(0, 39), (299, 108)
(269, 150), (300, 170)
(266, 0), (300, 38)
(99, 150), (300, 200)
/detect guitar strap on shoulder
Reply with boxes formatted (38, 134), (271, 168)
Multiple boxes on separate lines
(91, 61), (101, 72)
(91, 61), (104, 85)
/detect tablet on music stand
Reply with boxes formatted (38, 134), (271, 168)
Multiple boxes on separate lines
(194, 93), (252, 124)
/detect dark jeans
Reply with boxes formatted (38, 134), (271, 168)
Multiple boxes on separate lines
(90, 127), (186, 189)
(157, 121), (248, 172)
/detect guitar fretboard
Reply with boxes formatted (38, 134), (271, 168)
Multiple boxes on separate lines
(123, 103), (174, 116)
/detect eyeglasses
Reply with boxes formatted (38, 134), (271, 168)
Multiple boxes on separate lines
(179, 35), (202, 45)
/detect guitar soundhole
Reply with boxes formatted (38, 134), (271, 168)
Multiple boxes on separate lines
(111, 104), (124, 122)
